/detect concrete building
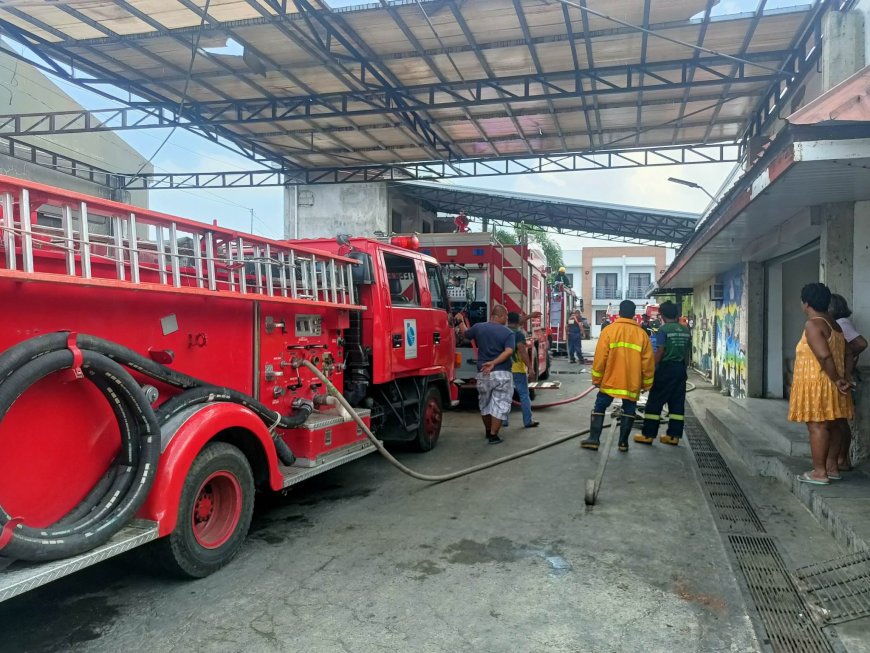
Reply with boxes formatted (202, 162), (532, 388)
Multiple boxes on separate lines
(286, 183), (438, 239)
(0, 45), (151, 206)
(582, 246), (668, 336)
(562, 249), (582, 292)
(659, 4), (870, 461)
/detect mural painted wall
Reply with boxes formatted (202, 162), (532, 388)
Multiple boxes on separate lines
(690, 281), (716, 377)
(689, 265), (749, 398)
(715, 264), (748, 398)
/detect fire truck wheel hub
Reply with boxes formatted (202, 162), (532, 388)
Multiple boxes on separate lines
(192, 471), (242, 550)
(423, 396), (442, 443)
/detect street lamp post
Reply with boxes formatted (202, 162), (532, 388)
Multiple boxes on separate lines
(667, 176), (716, 201)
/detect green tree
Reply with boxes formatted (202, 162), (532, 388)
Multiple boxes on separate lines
(514, 223), (564, 272)
(493, 228), (517, 245)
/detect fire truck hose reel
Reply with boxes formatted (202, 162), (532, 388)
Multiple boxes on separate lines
(0, 345), (161, 562)
(0, 332), (311, 561)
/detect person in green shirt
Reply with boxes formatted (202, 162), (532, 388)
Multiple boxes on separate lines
(635, 301), (692, 446)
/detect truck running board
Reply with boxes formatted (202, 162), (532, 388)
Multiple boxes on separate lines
(0, 519), (159, 604)
(281, 440), (376, 488)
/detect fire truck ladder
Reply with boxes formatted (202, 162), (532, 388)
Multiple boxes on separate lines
(0, 179), (357, 306)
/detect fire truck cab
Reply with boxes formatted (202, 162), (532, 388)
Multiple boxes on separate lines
(0, 176), (457, 599)
(303, 236), (458, 442)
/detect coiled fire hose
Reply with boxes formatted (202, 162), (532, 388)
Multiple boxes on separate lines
(0, 333), (308, 562)
(303, 360), (695, 484)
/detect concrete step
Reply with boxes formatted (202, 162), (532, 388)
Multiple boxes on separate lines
(689, 388), (870, 556)
(727, 397), (811, 457)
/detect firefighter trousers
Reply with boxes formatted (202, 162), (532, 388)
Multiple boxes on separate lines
(568, 334), (583, 362)
(641, 362), (687, 439)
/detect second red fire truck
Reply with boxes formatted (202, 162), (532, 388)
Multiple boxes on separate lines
(417, 232), (552, 384)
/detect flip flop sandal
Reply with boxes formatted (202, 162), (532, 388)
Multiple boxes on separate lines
(827, 474), (843, 481)
(798, 472), (830, 486)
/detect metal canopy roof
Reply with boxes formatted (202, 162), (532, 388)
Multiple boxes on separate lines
(392, 180), (697, 245)
(0, 0), (832, 185)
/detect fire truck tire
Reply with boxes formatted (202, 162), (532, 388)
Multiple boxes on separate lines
(415, 387), (443, 452)
(537, 350), (551, 381)
(157, 442), (254, 578)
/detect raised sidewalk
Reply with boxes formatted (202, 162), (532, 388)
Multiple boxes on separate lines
(687, 379), (870, 554)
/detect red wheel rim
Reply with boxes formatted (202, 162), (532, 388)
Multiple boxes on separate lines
(423, 396), (442, 444)
(192, 471), (242, 549)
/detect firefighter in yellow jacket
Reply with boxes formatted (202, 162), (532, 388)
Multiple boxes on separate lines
(581, 300), (655, 452)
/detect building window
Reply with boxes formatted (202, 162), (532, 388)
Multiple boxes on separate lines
(595, 309), (608, 325)
(628, 273), (651, 299)
(595, 273), (619, 299)
(384, 253), (420, 306)
(566, 272), (574, 287)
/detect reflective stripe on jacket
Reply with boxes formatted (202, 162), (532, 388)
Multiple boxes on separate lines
(591, 317), (655, 400)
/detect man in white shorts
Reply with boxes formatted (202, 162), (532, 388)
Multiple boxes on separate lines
(457, 304), (515, 444)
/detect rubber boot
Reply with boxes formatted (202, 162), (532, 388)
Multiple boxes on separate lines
(618, 415), (634, 452)
(660, 435), (680, 446)
(581, 412), (605, 450)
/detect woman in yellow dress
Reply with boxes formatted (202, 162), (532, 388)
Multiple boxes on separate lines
(788, 283), (854, 485)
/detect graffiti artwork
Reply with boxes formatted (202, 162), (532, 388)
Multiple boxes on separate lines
(715, 265), (747, 398)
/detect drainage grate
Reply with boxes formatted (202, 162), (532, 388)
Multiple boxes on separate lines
(685, 418), (765, 533)
(795, 550), (870, 625)
(730, 535), (834, 653)
(686, 413), (834, 653)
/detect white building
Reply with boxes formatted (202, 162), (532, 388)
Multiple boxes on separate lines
(582, 246), (669, 336)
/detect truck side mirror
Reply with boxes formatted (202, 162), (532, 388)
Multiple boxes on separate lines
(348, 251), (373, 285)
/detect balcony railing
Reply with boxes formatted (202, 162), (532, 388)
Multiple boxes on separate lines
(626, 287), (648, 299)
(594, 287), (621, 299)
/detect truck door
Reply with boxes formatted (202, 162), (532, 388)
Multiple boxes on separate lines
(424, 261), (454, 375)
(383, 252), (426, 377)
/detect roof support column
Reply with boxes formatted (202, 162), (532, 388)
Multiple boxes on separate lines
(852, 200), (870, 463)
(818, 202), (855, 303)
(744, 261), (765, 399)
(823, 10), (866, 91)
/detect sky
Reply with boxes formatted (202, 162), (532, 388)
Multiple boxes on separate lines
(3, 0), (804, 251)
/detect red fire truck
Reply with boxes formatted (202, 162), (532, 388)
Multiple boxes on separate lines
(417, 232), (551, 382)
(0, 176), (457, 601)
(548, 281), (579, 357)
(604, 301), (660, 325)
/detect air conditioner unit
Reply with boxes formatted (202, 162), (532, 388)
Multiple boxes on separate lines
(710, 283), (724, 302)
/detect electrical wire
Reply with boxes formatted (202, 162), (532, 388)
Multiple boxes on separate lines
(554, 0), (788, 75)
(132, 0), (212, 176)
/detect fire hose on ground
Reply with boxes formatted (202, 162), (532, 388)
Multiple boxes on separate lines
(0, 333), (310, 562)
(302, 359), (695, 484)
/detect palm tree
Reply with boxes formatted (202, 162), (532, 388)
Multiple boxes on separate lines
(514, 223), (564, 272)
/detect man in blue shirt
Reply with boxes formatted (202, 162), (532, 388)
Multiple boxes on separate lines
(457, 304), (515, 444)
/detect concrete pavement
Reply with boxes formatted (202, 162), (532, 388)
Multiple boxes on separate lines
(2, 360), (760, 653)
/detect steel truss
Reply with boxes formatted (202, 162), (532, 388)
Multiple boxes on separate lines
(0, 52), (789, 139)
(116, 144), (737, 188)
(400, 184), (697, 245)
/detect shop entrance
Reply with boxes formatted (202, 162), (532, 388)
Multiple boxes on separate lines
(764, 244), (820, 398)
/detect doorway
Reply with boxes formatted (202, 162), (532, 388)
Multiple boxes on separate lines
(764, 243), (820, 398)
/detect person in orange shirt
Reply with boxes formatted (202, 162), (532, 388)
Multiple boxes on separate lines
(581, 300), (655, 452)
